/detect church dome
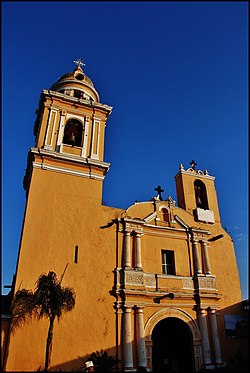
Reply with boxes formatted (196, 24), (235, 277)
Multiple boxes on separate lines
(49, 59), (100, 102)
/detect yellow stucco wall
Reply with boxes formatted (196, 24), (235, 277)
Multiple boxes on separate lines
(6, 167), (124, 370)
(5, 156), (243, 372)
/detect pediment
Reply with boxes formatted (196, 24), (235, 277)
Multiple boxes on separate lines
(144, 211), (157, 224)
(123, 200), (210, 233)
(173, 214), (190, 229)
(143, 211), (190, 230)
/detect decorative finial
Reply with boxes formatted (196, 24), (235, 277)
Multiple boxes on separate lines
(73, 58), (86, 68)
(166, 196), (176, 206)
(179, 163), (184, 170)
(190, 160), (197, 170)
(154, 185), (164, 201)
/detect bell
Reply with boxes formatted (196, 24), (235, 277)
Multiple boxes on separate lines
(68, 132), (76, 144)
(197, 196), (202, 205)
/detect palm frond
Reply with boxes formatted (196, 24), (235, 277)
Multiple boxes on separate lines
(10, 289), (38, 333)
(34, 271), (76, 320)
(59, 287), (76, 312)
(9, 270), (76, 371)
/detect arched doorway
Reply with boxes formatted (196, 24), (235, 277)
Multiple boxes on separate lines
(152, 317), (194, 372)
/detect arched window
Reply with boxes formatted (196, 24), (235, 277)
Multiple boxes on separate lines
(194, 180), (208, 210)
(63, 119), (83, 147)
(161, 208), (169, 222)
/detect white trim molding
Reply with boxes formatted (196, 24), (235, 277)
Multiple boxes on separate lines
(32, 162), (106, 181)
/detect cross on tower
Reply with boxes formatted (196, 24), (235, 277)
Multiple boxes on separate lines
(190, 160), (197, 170)
(154, 185), (164, 201)
(73, 58), (86, 68)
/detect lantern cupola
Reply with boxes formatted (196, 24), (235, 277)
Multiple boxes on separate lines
(49, 58), (100, 102)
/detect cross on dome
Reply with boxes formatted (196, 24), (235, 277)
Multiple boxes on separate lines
(73, 58), (86, 68)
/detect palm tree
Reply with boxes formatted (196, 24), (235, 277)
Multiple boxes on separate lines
(10, 271), (76, 371)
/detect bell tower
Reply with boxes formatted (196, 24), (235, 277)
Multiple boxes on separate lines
(11, 58), (114, 307)
(24, 58), (112, 203)
(174, 161), (221, 224)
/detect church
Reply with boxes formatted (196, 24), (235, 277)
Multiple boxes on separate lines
(2, 61), (248, 372)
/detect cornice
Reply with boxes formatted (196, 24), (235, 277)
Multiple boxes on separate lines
(30, 147), (110, 172)
(42, 89), (113, 114)
(174, 169), (215, 181)
(32, 162), (105, 181)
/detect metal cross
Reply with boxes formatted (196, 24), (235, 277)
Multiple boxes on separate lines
(154, 185), (164, 200)
(73, 58), (86, 68)
(190, 160), (197, 169)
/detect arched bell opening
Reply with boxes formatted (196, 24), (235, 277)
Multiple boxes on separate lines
(194, 179), (208, 210)
(63, 119), (83, 147)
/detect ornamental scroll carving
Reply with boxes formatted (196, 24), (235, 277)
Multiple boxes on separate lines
(116, 269), (197, 291)
(196, 277), (217, 290)
(125, 271), (144, 285)
(124, 271), (156, 287)
(125, 223), (144, 232)
(182, 278), (194, 289)
(116, 270), (156, 287)
(144, 274), (156, 287)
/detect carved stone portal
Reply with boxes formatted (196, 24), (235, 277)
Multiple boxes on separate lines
(144, 308), (202, 372)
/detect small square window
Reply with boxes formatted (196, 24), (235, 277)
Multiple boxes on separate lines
(162, 250), (175, 275)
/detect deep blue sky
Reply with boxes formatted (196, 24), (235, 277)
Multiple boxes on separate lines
(2, 2), (248, 299)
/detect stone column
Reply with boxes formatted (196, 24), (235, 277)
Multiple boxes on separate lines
(192, 239), (202, 274)
(122, 306), (134, 369)
(134, 232), (142, 269)
(197, 309), (213, 368)
(135, 306), (147, 367)
(123, 231), (131, 268)
(201, 240), (211, 275)
(208, 309), (223, 365)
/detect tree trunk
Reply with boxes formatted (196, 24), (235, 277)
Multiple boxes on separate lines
(44, 316), (55, 372)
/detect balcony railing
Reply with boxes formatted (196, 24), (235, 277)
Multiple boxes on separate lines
(115, 268), (217, 294)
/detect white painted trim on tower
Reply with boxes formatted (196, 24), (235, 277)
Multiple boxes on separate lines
(174, 170), (215, 181)
(57, 111), (66, 152)
(44, 108), (58, 149)
(81, 117), (89, 158)
(91, 119), (100, 160)
(32, 162), (105, 181)
(30, 147), (110, 170)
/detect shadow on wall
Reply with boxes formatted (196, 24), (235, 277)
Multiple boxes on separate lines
(2, 287), (248, 372)
(49, 346), (119, 372)
(4, 316), (249, 372)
